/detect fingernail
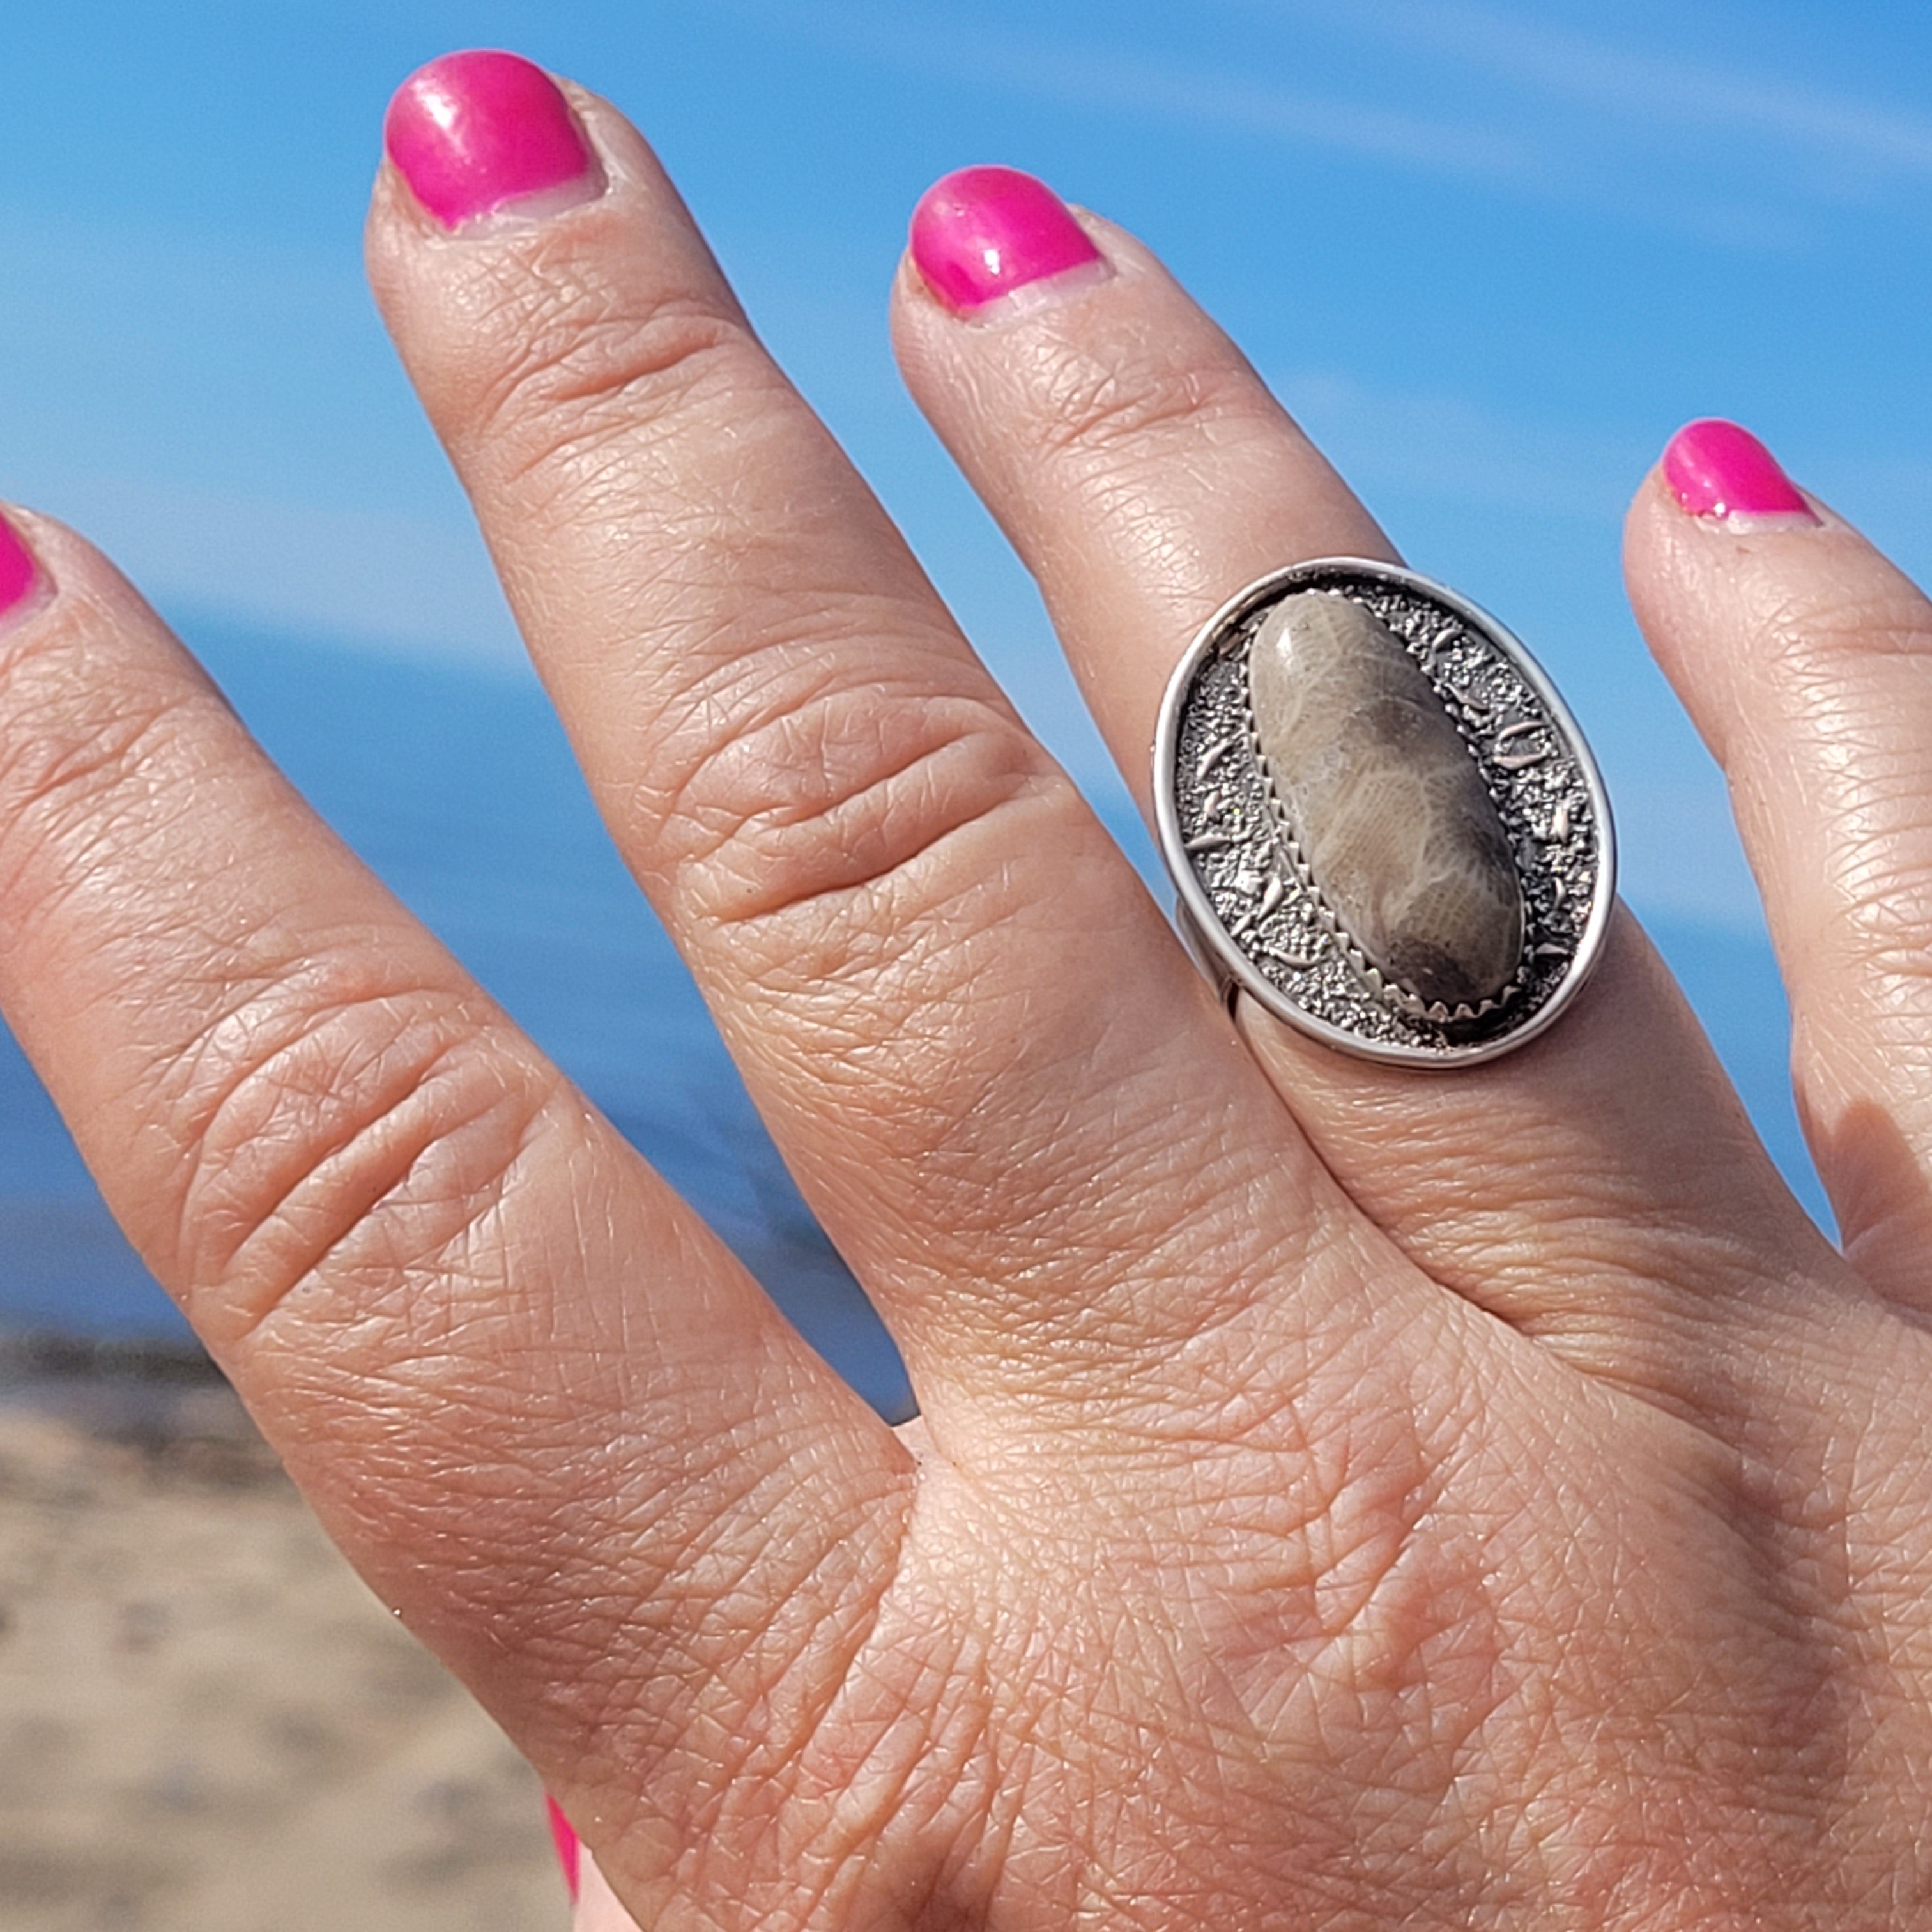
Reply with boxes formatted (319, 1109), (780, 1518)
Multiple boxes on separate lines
(0, 515), (45, 626)
(385, 50), (604, 232)
(910, 165), (1108, 316)
(1662, 418), (1819, 526)
(545, 1797), (581, 1903)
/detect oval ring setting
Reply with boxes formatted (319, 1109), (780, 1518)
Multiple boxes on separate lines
(1153, 559), (1616, 1068)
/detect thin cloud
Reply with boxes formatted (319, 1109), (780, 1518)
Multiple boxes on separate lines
(1276, 369), (1647, 525)
(12, 471), (528, 673)
(947, 29), (1535, 183)
(718, 0), (1538, 184)
(1247, 0), (1932, 194)
(1363, 0), (1932, 181)
(721, 0), (1830, 246)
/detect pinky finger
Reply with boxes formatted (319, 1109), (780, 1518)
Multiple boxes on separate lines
(1626, 420), (1932, 1306)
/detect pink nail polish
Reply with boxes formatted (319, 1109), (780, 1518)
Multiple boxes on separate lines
(910, 165), (1107, 315)
(1662, 419), (1818, 525)
(0, 516), (43, 624)
(545, 1796), (581, 1904)
(384, 50), (602, 231)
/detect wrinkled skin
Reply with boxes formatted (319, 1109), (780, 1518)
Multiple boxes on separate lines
(5, 73), (1932, 1932)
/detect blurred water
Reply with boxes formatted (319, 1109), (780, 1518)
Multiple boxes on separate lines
(0, 619), (1827, 1425)
(0, 619), (916, 1417)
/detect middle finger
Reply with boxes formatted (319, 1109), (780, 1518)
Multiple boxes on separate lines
(367, 56), (1392, 1427)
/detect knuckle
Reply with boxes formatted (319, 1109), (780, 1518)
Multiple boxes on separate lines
(160, 965), (551, 1343)
(654, 634), (1052, 937)
(1827, 868), (1932, 983)
(1757, 571), (1932, 675)
(1747, 573), (1932, 953)
(1025, 337), (1261, 471)
(462, 268), (779, 498)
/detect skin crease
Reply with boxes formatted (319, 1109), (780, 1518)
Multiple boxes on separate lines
(5, 61), (1932, 1932)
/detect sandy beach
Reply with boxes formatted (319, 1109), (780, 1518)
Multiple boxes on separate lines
(0, 1335), (566, 1931)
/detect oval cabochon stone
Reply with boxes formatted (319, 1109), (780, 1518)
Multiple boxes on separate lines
(1246, 592), (1524, 1011)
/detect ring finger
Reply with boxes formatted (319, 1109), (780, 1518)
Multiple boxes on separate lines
(891, 168), (1845, 1399)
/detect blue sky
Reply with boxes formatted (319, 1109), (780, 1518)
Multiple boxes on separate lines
(4, 0), (1931, 1254)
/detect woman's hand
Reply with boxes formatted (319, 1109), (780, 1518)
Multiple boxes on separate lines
(5, 49), (1932, 1930)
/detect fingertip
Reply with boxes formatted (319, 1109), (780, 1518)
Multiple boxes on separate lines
(1620, 459), (1759, 769)
(906, 165), (1110, 319)
(1620, 426), (1827, 694)
(1659, 418), (1818, 528)
(546, 1794), (581, 1903)
(0, 510), (52, 632)
(382, 49), (606, 233)
(1620, 459), (1689, 606)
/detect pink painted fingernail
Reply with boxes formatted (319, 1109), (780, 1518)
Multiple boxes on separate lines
(546, 1796), (581, 1903)
(910, 165), (1107, 315)
(0, 516), (43, 625)
(1662, 419), (1818, 525)
(384, 50), (603, 231)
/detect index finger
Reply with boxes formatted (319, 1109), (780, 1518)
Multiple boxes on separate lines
(0, 507), (906, 1845)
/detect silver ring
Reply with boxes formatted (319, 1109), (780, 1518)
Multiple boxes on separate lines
(1153, 558), (1614, 1068)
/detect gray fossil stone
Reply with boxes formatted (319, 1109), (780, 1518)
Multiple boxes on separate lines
(1246, 592), (1522, 1011)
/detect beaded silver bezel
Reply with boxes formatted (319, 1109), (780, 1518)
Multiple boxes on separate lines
(1153, 558), (1616, 1068)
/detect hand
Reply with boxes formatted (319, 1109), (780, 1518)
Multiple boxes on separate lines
(4, 49), (1931, 1930)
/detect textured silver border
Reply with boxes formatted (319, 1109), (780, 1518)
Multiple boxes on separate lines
(1153, 559), (1616, 1068)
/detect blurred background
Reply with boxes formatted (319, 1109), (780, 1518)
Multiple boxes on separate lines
(4, 0), (1929, 1435)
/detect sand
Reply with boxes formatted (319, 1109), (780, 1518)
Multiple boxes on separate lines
(0, 1336), (567, 1932)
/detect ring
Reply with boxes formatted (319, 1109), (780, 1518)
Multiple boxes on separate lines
(1153, 558), (1614, 1068)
